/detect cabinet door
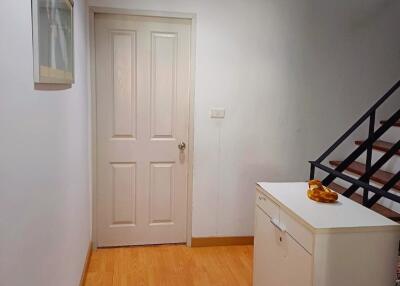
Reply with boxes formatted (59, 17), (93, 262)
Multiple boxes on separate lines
(253, 207), (284, 286)
(281, 232), (313, 286)
(254, 207), (313, 286)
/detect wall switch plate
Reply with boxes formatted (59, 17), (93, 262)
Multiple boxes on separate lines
(210, 108), (225, 119)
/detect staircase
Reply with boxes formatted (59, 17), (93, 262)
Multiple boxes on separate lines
(309, 80), (400, 221)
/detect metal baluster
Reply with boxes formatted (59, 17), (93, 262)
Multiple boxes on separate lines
(363, 111), (375, 205)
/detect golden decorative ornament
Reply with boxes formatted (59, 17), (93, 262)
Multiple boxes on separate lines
(307, 179), (338, 203)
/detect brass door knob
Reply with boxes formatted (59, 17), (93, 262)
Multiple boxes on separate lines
(178, 141), (186, 150)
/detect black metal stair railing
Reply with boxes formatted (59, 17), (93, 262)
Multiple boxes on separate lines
(309, 79), (400, 208)
(341, 139), (400, 198)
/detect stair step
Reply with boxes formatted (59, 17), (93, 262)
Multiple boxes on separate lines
(329, 183), (400, 221)
(355, 140), (400, 156)
(380, 120), (400, 127)
(329, 160), (400, 191)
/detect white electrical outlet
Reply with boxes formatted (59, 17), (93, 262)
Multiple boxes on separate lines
(210, 108), (225, 119)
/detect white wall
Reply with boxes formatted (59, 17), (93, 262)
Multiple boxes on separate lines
(0, 1), (90, 286)
(87, 0), (400, 238)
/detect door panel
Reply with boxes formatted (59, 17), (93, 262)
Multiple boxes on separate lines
(95, 14), (191, 247)
(111, 163), (136, 225)
(150, 162), (175, 224)
(111, 31), (136, 138)
(151, 32), (177, 139)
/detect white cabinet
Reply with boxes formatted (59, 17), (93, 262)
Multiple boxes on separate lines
(253, 182), (400, 286)
(254, 207), (312, 286)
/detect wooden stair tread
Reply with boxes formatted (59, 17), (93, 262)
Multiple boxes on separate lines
(380, 120), (400, 127)
(328, 183), (400, 220)
(355, 140), (400, 156)
(329, 160), (400, 191)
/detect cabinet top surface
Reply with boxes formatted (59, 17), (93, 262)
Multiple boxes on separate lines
(257, 182), (399, 230)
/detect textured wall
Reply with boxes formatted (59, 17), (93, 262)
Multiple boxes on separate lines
(0, 1), (91, 285)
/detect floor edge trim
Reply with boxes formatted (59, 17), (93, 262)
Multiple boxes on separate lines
(191, 236), (254, 247)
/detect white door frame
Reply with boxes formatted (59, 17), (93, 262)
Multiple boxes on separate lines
(88, 6), (196, 248)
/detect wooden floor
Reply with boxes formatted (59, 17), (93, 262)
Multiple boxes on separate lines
(84, 245), (253, 286)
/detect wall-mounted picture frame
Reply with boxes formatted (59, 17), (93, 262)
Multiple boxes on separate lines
(32, 0), (74, 85)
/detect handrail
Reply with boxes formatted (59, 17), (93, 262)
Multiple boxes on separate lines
(309, 79), (400, 210)
(342, 139), (400, 197)
(315, 79), (400, 164)
(366, 169), (400, 207)
(322, 108), (400, 186)
(309, 161), (400, 203)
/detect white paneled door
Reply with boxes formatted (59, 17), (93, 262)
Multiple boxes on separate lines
(94, 14), (191, 247)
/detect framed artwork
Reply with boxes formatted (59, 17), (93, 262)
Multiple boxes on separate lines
(32, 0), (74, 84)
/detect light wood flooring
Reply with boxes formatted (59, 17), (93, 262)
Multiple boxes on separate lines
(84, 244), (253, 286)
